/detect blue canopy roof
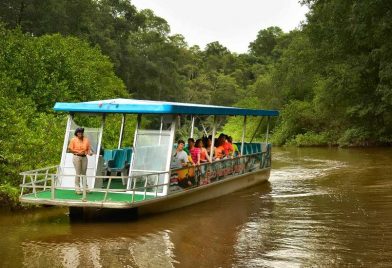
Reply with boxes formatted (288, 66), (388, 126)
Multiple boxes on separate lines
(54, 99), (279, 116)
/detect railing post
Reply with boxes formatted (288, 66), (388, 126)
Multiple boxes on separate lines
(20, 175), (26, 197)
(209, 115), (217, 160)
(51, 174), (55, 200)
(43, 169), (49, 191)
(103, 178), (112, 202)
(118, 114), (126, 149)
(32, 172), (38, 198)
(155, 174), (159, 197)
(82, 175), (87, 201)
(265, 116), (270, 144)
(143, 175), (148, 200)
(190, 115), (195, 138)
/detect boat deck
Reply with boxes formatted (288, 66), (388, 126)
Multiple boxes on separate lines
(21, 189), (157, 207)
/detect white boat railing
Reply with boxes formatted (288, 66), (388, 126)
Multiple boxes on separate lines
(19, 169), (171, 203)
(19, 148), (271, 204)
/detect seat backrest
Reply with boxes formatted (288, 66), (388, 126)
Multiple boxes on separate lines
(113, 149), (127, 169)
(124, 147), (133, 164)
(250, 143), (256, 154)
(245, 143), (251, 155)
(103, 149), (114, 163)
(257, 143), (262, 153)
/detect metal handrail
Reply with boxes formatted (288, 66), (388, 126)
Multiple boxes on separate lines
(20, 165), (59, 175)
(170, 151), (266, 172)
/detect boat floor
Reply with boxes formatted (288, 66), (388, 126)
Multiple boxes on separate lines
(22, 189), (156, 203)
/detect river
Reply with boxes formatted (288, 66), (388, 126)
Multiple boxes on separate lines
(1, 147), (391, 267)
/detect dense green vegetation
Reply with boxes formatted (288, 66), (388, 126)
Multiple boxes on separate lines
(0, 0), (391, 207)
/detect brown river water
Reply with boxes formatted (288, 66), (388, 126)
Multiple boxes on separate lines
(1, 147), (391, 267)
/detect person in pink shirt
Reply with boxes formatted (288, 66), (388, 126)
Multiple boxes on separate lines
(189, 138), (201, 165)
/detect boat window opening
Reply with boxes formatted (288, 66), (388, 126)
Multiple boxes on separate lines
(128, 115), (176, 195)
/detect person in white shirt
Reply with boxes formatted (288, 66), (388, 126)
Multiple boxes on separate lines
(171, 140), (189, 169)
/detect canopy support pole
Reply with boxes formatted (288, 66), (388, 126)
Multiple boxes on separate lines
(60, 114), (73, 168)
(209, 116), (217, 160)
(158, 116), (163, 145)
(164, 115), (177, 195)
(265, 116), (270, 144)
(200, 122), (208, 136)
(240, 116), (247, 155)
(117, 114), (126, 149)
(190, 115), (195, 138)
(92, 115), (105, 189)
(127, 114), (141, 189)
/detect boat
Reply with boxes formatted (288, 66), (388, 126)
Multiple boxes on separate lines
(19, 99), (279, 217)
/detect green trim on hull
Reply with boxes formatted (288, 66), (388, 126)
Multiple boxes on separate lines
(23, 189), (156, 203)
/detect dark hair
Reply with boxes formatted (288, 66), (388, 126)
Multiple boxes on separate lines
(74, 127), (84, 136)
(227, 136), (233, 143)
(202, 136), (209, 147)
(217, 136), (225, 147)
(188, 138), (195, 143)
(195, 139), (202, 147)
(178, 139), (185, 145)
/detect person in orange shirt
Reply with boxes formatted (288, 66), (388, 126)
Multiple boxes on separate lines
(223, 134), (234, 158)
(68, 128), (92, 194)
(214, 136), (226, 160)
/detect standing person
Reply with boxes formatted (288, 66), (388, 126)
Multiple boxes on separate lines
(68, 128), (92, 194)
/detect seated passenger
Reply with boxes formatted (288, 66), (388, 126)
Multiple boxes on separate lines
(183, 138), (194, 155)
(190, 138), (201, 165)
(205, 136), (214, 157)
(228, 136), (240, 157)
(223, 134), (234, 158)
(214, 136), (226, 160)
(171, 140), (189, 169)
(197, 139), (211, 163)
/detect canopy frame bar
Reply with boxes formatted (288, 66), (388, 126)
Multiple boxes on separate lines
(240, 116), (247, 155)
(117, 114), (126, 149)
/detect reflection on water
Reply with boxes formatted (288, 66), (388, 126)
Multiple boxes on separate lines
(1, 147), (392, 267)
(22, 230), (177, 268)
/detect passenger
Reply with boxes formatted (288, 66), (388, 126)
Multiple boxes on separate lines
(228, 136), (240, 157)
(171, 140), (189, 169)
(223, 134), (234, 158)
(196, 139), (211, 163)
(186, 138), (197, 165)
(214, 136), (226, 160)
(68, 127), (93, 195)
(205, 136), (214, 157)
(190, 138), (201, 165)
